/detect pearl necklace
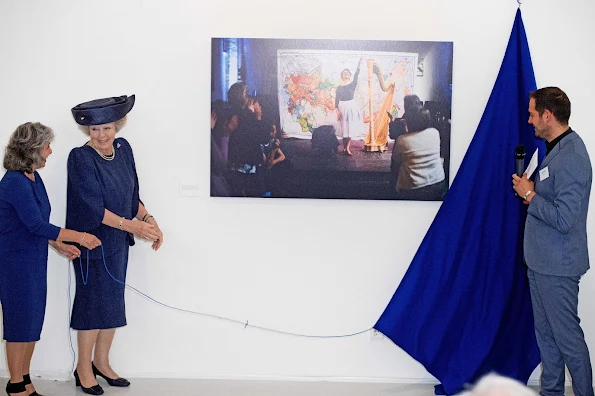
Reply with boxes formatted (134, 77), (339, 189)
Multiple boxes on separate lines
(91, 142), (115, 161)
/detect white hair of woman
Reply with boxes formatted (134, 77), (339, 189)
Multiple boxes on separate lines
(457, 373), (538, 396)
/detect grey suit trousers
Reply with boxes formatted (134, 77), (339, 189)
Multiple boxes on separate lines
(528, 269), (593, 396)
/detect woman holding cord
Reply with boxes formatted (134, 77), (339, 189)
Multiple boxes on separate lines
(0, 122), (101, 396)
(66, 95), (163, 395)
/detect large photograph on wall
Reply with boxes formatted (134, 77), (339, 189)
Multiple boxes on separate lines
(211, 38), (453, 201)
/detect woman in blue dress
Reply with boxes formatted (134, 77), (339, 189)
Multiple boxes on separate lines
(66, 95), (164, 395)
(0, 122), (101, 396)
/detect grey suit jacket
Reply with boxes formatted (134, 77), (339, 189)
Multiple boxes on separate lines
(524, 131), (592, 276)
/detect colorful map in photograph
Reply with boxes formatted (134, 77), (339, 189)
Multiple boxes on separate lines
(278, 50), (417, 139)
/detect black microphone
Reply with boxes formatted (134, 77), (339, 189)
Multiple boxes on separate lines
(515, 145), (525, 176)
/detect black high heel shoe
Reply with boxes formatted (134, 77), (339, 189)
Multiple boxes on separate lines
(73, 370), (104, 395)
(22, 374), (42, 396)
(92, 363), (130, 387)
(5, 380), (26, 396)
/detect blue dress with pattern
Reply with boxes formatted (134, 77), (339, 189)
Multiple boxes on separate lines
(66, 138), (140, 330)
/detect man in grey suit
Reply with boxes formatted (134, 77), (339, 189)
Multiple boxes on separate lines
(513, 87), (593, 396)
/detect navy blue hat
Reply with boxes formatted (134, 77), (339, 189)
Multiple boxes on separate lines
(71, 95), (135, 126)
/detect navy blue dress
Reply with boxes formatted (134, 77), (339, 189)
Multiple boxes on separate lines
(0, 171), (61, 342)
(66, 138), (140, 330)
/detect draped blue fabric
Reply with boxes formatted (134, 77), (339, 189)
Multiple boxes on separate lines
(375, 10), (544, 395)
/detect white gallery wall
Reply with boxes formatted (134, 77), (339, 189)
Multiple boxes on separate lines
(0, 0), (594, 384)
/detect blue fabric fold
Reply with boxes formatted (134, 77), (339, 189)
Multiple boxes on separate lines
(375, 9), (544, 394)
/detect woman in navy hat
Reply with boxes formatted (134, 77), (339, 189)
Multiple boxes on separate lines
(66, 95), (163, 395)
(0, 122), (101, 396)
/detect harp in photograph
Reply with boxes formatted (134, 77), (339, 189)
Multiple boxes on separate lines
(364, 60), (396, 152)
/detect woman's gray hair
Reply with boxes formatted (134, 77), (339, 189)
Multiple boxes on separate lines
(78, 116), (128, 135)
(3, 122), (54, 173)
(456, 373), (537, 396)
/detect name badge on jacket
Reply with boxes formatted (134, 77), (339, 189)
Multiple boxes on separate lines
(539, 167), (550, 181)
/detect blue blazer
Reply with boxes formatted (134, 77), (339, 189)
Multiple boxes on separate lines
(524, 131), (592, 276)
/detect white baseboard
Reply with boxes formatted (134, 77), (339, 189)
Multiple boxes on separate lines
(123, 373), (440, 384)
(0, 370), (70, 381)
(0, 370), (576, 387)
(0, 371), (439, 384)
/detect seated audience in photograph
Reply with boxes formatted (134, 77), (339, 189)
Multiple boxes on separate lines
(226, 83), (270, 197)
(389, 94), (423, 141)
(263, 124), (293, 197)
(389, 94), (423, 190)
(436, 113), (451, 167)
(246, 96), (257, 113)
(211, 100), (239, 197)
(392, 106), (447, 200)
(424, 101), (452, 166)
(264, 125), (285, 170)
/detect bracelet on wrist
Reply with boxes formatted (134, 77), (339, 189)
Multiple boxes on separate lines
(119, 217), (125, 230)
(80, 232), (86, 245)
(523, 190), (533, 200)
